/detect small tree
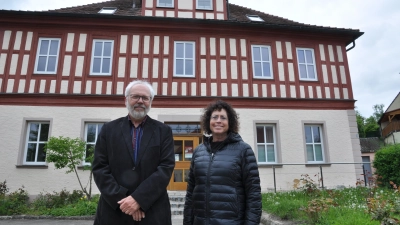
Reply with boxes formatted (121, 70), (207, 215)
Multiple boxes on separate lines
(44, 136), (94, 200)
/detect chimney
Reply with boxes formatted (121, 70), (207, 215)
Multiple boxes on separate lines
(133, 0), (141, 8)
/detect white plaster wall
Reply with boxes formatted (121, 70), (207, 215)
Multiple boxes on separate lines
(0, 106), (359, 195)
(385, 132), (400, 144)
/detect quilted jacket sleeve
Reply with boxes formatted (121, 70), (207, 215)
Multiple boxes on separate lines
(242, 145), (262, 225)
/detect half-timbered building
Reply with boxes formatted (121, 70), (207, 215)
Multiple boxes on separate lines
(0, 0), (364, 196)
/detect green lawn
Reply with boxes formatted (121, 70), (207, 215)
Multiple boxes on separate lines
(262, 187), (400, 225)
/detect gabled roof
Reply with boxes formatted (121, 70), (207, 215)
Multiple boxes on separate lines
(48, 0), (142, 16)
(48, 0), (305, 26)
(379, 92), (400, 124)
(0, 0), (363, 44)
(46, 0), (360, 33)
(385, 92), (400, 113)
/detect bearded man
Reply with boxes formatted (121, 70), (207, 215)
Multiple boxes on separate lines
(92, 80), (175, 225)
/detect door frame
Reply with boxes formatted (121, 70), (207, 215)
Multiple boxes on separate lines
(167, 136), (200, 190)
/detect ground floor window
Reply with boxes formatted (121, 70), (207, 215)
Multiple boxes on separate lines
(24, 122), (50, 165)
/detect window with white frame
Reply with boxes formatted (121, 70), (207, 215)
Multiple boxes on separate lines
(304, 125), (324, 162)
(23, 122), (50, 165)
(34, 38), (60, 74)
(157, 0), (173, 7)
(256, 124), (277, 163)
(90, 39), (114, 75)
(297, 48), (317, 81)
(252, 45), (273, 78)
(174, 41), (195, 77)
(83, 123), (104, 165)
(197, 0), (212, 10)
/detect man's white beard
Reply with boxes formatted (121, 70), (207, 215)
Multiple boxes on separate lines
(127, 103), (150, 120)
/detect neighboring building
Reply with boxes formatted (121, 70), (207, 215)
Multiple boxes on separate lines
(379, 92), (400, 144)
(360, 137), (380, 185)
(0, 0), (364, 196)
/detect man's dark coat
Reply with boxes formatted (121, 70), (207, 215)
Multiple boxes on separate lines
(92, 116), (175, 225)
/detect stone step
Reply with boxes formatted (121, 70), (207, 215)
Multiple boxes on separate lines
(168, 191), (186, 217)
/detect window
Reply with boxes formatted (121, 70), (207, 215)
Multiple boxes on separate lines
(83, 123), (104, 165)
(157, 0), (173, 7)
(98, 7), (117, 14)
(174, 41), (195, 77)
(34, 38), (60, 74)
(252, 45), (273, 79)
(304, 125), (325, 162)
(246, 15), (264, 22)
(297, 48), (317, 81)
(197, 0), (212, 10)
(256, 125), (277, 163)
(166, 123), (202, 135)
(90, 39), (114, 75)
(23, 122), (50, 165)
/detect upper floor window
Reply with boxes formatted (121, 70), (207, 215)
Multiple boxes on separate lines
(174, 41), (195, 77)
(24, 122), (50, 165)
(304, 125), (325, 162)
(157, 0), (174, 7)
(90, 39), (114, 76)
(256, 124), (277, 163)
(83, 123), (104, 165)
(34, 38), (60, 74)
(297, 48), (317, 81)
(252, 45), (273, 79)
(197, 0), (212, 10)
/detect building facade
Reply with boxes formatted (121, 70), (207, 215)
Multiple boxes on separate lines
(0, 0), (364, 196)
(380, 92), (400, 145)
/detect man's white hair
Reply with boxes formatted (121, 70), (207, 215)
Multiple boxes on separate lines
(124, 80), (155, 99)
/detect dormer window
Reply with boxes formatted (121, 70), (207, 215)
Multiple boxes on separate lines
(98, 7), (117, 14)
(246, 15), (264, 22)
(197, 0), (212, 10)
(157, 0), (174, 8)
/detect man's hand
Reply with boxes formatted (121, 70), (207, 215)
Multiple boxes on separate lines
(118, 196), (140, 215)
(132, 209), (145, 221)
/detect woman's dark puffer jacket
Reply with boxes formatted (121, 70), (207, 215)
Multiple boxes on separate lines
(183, 133), (262, 225)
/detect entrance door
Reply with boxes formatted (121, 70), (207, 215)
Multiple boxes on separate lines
(167, 136), (200, 190)
(362, 156), (372, 185)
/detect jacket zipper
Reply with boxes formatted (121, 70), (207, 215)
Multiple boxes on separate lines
(206, 151), (215, 224)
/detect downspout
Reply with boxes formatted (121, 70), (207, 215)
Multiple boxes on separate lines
(226, 0), (230, 20)
(346, 41), (356, 52)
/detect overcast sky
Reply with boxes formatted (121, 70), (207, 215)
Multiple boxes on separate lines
(1, 0), (399, 117)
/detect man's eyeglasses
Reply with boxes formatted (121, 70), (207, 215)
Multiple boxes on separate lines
(128, 95), (151, 102)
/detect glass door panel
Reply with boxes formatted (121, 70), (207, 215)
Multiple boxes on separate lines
(168, 136), (200, 191)
(184, 140), (193, 161)
(174, 140), (183, 161)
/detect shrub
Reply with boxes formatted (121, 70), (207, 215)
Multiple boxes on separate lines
(373, 144), (400, 188)
(31, 189), (84, 209)
(293, 174), (321, 197)
(0, 180), (9, 196)
(0, 186), (29, 215)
